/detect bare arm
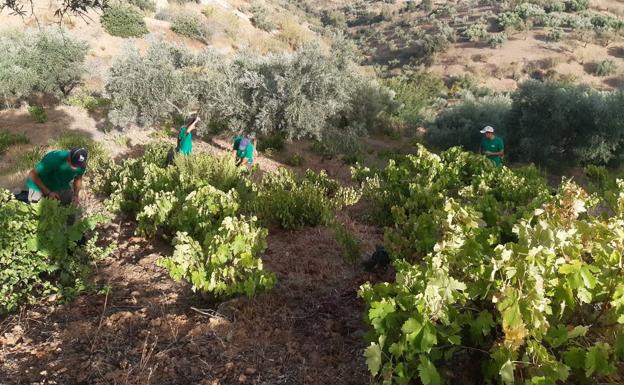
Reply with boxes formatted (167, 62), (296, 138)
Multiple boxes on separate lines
(73, 176), (83, 204)
(186, 116), (200, 133)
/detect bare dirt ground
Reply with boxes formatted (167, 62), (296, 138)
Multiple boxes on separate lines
(0, 215), (382, 385)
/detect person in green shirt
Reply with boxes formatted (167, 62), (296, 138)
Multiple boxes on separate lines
(26, 148), (88, 205)
(479, 126), (504, 167)
(177, 115), (201, 156)
(233, 134), (256, 168)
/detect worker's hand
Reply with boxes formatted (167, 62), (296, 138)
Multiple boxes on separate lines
(483, 151), (492, 156)
(48, 192), (60, 200)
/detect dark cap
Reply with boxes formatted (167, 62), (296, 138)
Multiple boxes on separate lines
(70, 148), (88, 169)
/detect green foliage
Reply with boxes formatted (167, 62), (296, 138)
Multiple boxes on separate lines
(356, 146), (624, 385)
(547, 27), (565, 41)
(159, 217), (275, 297)
(593, 59), (617, 77)
(507, 81), (624, 166)
(257, 133), (285, 152)
(321, 10), (347, 29)
(171, 11), (212, 42)
(285, 153), (304, 167)
(567, 0), (590, 12)
(0, 130), (29, 155)
(65, 93), (111, 112)
(545, 1), (566, 12)
(464, 22), (489, 42)
(0, 29), (88, 103)
(342, 79), (399, 134)
(252, 168), (359, 229)
(427, 94), (511, 152)
(96, 144), (274, 297)
(584, 165), (620, 211)
(101, 3), (148, 38)
(105, 39), (359, 140)
(331, 222), (362, 265)
(0, 190), (110, 313)
(385, 71), (447, 128)
(129, 0), (156, 12)
(311, 128), (363, 161)
(488, 33), (507, 48)
(28, 105), (47, 123)
(431, 81), (624, 167)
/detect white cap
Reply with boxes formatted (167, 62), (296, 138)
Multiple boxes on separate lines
(480, 126), (494, 133)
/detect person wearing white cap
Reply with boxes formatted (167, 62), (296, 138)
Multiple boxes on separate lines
(479, 126), (504, 167)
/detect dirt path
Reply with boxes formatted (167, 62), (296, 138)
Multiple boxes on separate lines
(0, 205), (382, 385)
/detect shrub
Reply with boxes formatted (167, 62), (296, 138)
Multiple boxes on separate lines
(386, 71), (447, 127)
(567, 0), (590, 12)
(0, 190), (110, 313)
(249, 4), (275, 31)
(129, 0), (156, 12)
(464, 22), (489, 42)
(100, 3), (148, 38)
(171, 12), (212, 42)
(28, 105), (47, 123)
(427, 94), (512, 151)
(65, 93), (111, 111)
(342, 79), (399, 134)
(311, 128), (363, 160)
(356, 147), (624, 385)
(545, 1), (566, 12)
(547, 27), (565, 41)
(421, 33), (451, 64)
(97, 146), (274, 297)
(488, 32), (507, 48)
(105, 41), (193, 128)
(321, 10), (347, 29)
(331, 222), (361, 265)
(0, 130), (29, 155)
(506, 81), (624, 166)
(106, 40), (358, 139)
(0, 29), (88, 102)
(496, 11), (523, 31)
(593, 59), (617, 76)
(252, 168), (359, 229)
(285, 153), (304, 166)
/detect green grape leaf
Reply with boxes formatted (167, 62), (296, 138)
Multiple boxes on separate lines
(499, 360), (515, 385)
(420, 322), (438, 353)
(585, 342), (614, 377)
(364, 343), (382, 376)
(567, 325), (588, 339)
(563, 347), (586, 370)
(417, 355), (442, 385)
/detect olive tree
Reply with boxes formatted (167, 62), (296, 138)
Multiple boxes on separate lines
(0, 29), (88, 104)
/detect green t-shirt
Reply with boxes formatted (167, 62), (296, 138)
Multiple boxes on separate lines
(233, 136), (254, 164)
(481, 136), (504, 167)
(26, 150), (85, 192)
(178, 126), (192, 155)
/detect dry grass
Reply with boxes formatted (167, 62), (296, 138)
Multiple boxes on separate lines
(202, 5), (240, 41)
(275, 16), (312, 50)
